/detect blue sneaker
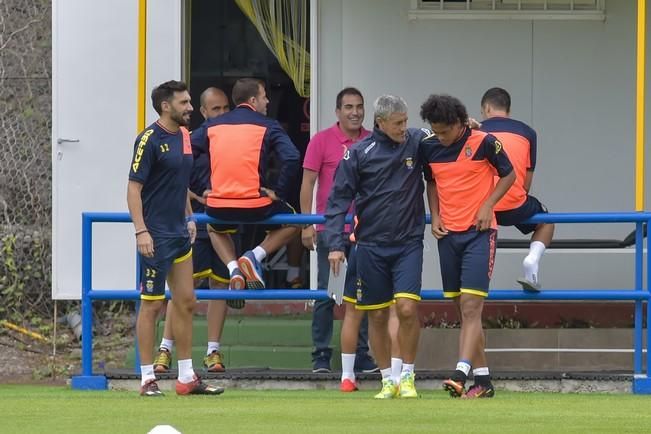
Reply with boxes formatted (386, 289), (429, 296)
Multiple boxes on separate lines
(354, 353), (379, 373)
(237, 250), (266, 289)
(312, 352), (331, 373)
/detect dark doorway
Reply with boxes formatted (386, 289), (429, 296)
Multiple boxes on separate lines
(187, 0), (310, 288)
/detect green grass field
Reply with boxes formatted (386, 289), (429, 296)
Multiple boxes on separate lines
(2, 385), (650, 433)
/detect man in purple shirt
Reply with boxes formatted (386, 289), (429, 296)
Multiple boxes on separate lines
(300, 87), (380, 387)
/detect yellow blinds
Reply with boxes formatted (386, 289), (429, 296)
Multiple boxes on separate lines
(236, 0), (310, 97)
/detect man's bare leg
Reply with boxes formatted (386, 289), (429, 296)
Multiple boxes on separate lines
(340, 302), (365, 385)
(388, 305), (402, 384)
(167, 257), (196, 383)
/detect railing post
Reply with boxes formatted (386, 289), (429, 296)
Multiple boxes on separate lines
(70, 213), (107, 390)
(634, 218), (651, 393)
(80, 213), (93, 377)
(634, 221), (644, 374)
(647, 219), (651, 377)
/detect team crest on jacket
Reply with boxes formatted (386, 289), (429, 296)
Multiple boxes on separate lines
(404, 157), (414, 170)
(465, 145), (472, 157)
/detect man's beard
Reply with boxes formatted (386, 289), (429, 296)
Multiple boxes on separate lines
(171, 111), (190, 127)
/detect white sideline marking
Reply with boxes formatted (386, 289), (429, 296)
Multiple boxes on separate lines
(486, 348), (647, 353)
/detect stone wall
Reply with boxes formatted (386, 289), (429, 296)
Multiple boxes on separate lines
(0, 0), (52, 319)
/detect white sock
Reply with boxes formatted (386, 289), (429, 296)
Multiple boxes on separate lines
(207, 341), (220, 355)
(341, 353), (356, 381)
(473, 367), (490, 376)
(456, 360), (472, 376)
(227, 261), (238, 274)
(160, 338), (174, 352)
(140, 364), (156, 386)
(380, 367), (392, 381)
(401, 363), (414, 378)
(523, 241), (546, 282)
(253, 246), (267, 262)
(286, 266), (300, 282)
(177, 359), (195, 384)
(391, 358), (403, 384)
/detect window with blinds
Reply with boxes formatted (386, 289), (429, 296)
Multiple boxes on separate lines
(408, 0), (606, 20)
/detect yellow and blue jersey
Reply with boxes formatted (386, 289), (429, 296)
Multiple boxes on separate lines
(128, 121), (193, 238)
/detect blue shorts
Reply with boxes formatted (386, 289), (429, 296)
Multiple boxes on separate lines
(206, 200), (296, 233)
(139, 237), (192, 300)
(192, 235), (229, 285)
(355, 240), (423, 310)
(495, 195), (548, 235)
(438, 229), (496, 298)
(343, 245), (359, 305)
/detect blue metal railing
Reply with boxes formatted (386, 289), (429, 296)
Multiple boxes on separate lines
(72, 212), (651, 393)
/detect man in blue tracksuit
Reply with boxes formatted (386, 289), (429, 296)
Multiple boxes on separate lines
(325, 94), (428, 399)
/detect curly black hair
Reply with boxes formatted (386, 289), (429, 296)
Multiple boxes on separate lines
(419, 94), (468, 126)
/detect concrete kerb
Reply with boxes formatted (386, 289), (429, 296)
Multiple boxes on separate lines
(105, 378), (631, 394)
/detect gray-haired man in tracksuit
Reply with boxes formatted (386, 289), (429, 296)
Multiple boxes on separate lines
(325, 95), (428, 399)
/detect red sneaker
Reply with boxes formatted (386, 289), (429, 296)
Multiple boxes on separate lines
(175, 376), (225, 395)
(340, 378), (358, 392)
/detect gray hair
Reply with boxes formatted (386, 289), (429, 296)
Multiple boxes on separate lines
(374, 94), (408, 121)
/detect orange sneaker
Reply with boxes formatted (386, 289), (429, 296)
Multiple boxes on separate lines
(443, 378), (466, 398)
(175, 376), (225, 396)
(340, 378), (358, 392)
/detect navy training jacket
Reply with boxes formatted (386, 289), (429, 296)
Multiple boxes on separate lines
(324, 127), (428, 251)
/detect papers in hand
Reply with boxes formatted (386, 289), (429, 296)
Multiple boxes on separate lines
(327, 259), (347, 306)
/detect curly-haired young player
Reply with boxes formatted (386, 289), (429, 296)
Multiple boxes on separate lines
(420, 94), (515, 399)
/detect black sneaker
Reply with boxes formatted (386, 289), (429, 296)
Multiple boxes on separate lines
(312, 352), (331, 373)
(462, 383), (495, 399)
(354, 353), (379, 373)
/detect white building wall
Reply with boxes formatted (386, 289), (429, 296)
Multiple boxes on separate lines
(53, 1), (648, 298)
(52, 0), (182, 299)
(316, 0), (645, 290)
